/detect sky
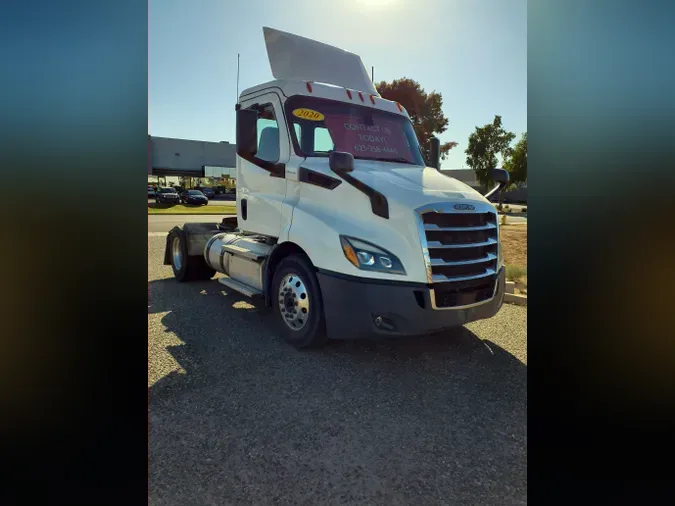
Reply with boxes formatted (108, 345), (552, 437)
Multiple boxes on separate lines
(149, 0), (526, 169)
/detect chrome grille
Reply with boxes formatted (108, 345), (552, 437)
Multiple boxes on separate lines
(417, 203), (499, 309)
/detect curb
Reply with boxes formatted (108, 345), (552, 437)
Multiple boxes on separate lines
(498, 212), (527, 218)
(504, 293), (527, 306)
(504, 281), (527, 306)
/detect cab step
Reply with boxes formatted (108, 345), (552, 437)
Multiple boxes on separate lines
(218, 275), (263, 298)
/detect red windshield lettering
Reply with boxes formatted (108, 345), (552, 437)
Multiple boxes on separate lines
(325, 114), (413, 163)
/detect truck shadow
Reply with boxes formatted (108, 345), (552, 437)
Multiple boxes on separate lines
(148, 276), (526, 504)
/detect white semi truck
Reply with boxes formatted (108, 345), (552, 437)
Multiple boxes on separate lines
(164, 27), (509, 348)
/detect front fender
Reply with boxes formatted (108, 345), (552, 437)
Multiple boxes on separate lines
(286, 201), (428, 284)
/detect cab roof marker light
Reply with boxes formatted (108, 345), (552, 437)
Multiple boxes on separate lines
(346, 89), (352, 99)
(306, 82), (313, 93)
(396, 102), (403, 112)
(369, 94), (376, 105)
(358, 91), (364, 102)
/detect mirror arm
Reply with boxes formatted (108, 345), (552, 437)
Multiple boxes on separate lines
(484, 181), (507, 200)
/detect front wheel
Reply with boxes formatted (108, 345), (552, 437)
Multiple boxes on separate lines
(271, 255), (327, 348)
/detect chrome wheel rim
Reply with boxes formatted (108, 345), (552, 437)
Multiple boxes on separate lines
(278, 273), (310, 331)
(172, 236), (183, 271)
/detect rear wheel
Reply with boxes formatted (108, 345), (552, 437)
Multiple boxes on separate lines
(168, 228), (215, 282)
(271, 255), (327, 348)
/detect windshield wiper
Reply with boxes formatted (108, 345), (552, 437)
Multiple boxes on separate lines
(363, 156), (416, 165)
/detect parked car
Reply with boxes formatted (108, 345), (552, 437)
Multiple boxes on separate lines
(148, 186), (156, 199)
(196, 186), (215, 199)
(155, 187), (180, 205)
(180, 189), (208, 205)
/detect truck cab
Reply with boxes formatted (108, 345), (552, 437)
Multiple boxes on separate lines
(164, 27), (508, 348)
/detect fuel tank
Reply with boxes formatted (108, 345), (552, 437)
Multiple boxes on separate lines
(204, 233), (274, 291)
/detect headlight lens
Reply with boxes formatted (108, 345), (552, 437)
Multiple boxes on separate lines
(340, 236), (405, 275)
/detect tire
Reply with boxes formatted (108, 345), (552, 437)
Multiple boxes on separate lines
(271, 255), (327, 348)
(168, 227), (215, 282)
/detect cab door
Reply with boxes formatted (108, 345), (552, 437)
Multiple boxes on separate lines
(236, 91), (290, 238)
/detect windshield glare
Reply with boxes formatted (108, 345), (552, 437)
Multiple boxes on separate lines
(285, 96), (424, 166)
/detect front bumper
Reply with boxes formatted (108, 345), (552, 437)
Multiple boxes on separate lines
(317, 267), (505, 340)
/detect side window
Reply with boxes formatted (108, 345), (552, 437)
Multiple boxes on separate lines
(313, 127), (334, 153)
(291, 121), (334, 154)
(254, 104), (280, 163)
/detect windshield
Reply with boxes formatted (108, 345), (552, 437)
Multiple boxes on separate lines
(284, 96), (425, 166)
(160, 188), (176, 193)
(188, 190), (203, 195)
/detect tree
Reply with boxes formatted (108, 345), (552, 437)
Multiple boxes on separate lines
(376, 78), (458, 163)
(465, 115), (515, 192)
(503, 132), (527, 189)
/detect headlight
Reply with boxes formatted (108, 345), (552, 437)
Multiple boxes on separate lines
(339, 236), (405, 275)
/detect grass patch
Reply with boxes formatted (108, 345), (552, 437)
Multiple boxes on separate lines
(500, 224), (527, 288)
(505, 264), (527, 283)
(148, 203), (236, 215)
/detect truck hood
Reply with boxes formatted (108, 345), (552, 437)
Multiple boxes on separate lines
(304, 159), (489, 207)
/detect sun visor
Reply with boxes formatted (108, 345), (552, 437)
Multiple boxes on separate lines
(263, 27), (379, 96)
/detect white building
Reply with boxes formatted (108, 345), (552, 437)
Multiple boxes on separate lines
(148, 136), (236, 186)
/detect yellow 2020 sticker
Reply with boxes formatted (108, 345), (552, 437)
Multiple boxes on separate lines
(292, 108), (324, 121)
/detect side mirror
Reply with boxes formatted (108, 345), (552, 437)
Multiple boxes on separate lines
(429, 137), (441, 170)
(236, 109), (258, 157)
(491, 168), (509, 184)
(329, 151), (354, 173)
(484, 168), (510, 200)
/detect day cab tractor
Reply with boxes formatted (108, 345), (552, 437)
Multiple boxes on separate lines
(164, 27), (509, 348)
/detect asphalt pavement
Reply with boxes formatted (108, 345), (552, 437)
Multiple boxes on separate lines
(148, 214), (234, 233)
(149, 236), (527, 505)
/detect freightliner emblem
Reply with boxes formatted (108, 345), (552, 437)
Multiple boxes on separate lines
(453, 203), (475, 211)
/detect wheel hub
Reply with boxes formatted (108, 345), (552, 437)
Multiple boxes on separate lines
(278, 273), (310, 331)
(172, 236), (183, 271)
